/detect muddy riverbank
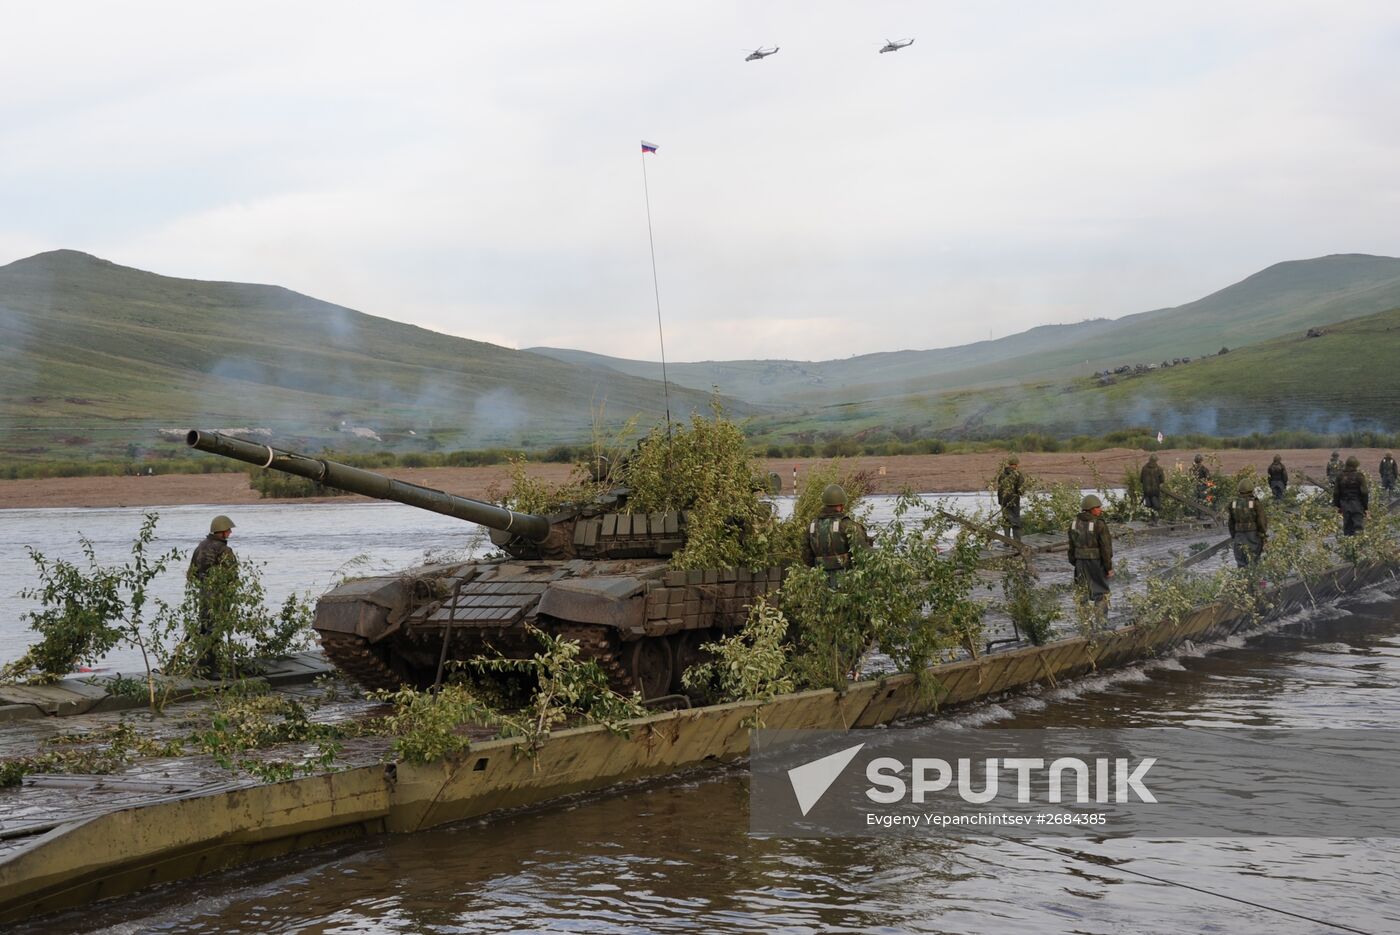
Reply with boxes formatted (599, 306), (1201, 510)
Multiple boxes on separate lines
(0, 448), (1380, 509)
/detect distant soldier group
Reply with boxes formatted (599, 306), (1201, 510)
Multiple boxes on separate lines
(1134, 449), (1395, 539)
(802, 449), (1389, 638)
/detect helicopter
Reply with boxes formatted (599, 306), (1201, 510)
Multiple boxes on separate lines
(743, 46), (779, 61)
(878, 38), (914, 53)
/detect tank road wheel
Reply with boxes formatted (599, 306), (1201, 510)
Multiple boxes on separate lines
(627, 637), (674, 701)
(551, 622), (638, 696)
(670, 630), (711, 695)
(319, 632), (414, 692)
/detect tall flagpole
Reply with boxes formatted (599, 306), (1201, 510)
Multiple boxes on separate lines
(639, 141), (673, 438)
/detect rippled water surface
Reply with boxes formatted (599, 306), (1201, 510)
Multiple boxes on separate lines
(21, 595), (1400, 933)
(7, 503), (1400, 934)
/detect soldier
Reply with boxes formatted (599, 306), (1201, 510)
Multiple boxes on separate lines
(1067, 494), (1114, 620)
(1326, 450), (1343, 490)
(1191, 454), (1211, 502)
(1139, 454), (1165, 514)
(803, 484), (871, 573)
(1227, 484), (1268, 567)
(1267, 455), (1288, 501)
(1332, 457), (1369, 537)
(1380, 453), (1398, 493)
(995, 455), (1026, 541)
(188, 515), (239, 674)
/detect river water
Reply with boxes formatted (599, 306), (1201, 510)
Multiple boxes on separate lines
(16, 586), (1399, 934)
(8, 501), (1400, 934)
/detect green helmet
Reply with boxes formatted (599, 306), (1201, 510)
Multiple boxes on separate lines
(1081, 494), (1102, 510)
(1238, 483), (1255, 495)
(1008, 454), (1020, 465)
(1272, 454), (1282, 463)
(1194, 454), (1203, 463)
(1331, 451), (1340, 458)
(821, 484), (847, 507)
(210, 515), (236, 534)
(1345, 456), (1359, 470)
(1148, 454), (1158, 462)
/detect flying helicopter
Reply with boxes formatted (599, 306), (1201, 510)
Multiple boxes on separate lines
(878, 38), (914, 53)
(744, 46), (779, 61)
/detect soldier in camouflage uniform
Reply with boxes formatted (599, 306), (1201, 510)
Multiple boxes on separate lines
(1267, 455), (1288, 501)
(188, 515), (239, 674)
(995, 455), (1026, 541)
(1139, 454), (1165, 513)
(1326, 451), (1343, 491)
(1380, 453), (1397, 494)
(1191, 454), (1211, 502)
(1332, 457), (1369, 537)
(1227, 484), (1268, 567)
(803, 485), (871, 573)
(1068, 494), (1113, 619)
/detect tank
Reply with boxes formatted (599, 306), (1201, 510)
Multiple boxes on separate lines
(185, 430), (783, 698)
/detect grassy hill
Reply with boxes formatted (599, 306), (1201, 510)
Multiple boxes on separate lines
(6, 249), (1398, 467)
(530, 254), (1400, 403)
(0, 251), (743, 462)
(746, 305), (1400, 445)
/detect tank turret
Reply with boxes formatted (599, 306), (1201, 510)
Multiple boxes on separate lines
(184, 430), (779, 698)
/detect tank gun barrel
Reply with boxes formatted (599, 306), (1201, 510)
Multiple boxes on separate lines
(185, 430), (551, 543)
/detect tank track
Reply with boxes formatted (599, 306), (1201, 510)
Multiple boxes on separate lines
(552, 623), (639, 696)
(318, 632), (406, 693)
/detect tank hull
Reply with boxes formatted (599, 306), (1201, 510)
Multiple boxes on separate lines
(314, 558), (786, 698)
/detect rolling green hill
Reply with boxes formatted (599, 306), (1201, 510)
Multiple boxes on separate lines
(530, 254), (1400, 403)
(0, 251), (743, 462)
(746, 305), (1400, 445)
(5, 249), (1398, 466)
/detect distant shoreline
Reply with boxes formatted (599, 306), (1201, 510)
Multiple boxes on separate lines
(0, 448), (1383, 511)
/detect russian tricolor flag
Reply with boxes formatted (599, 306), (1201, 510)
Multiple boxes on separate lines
(641, 140), (658, 153)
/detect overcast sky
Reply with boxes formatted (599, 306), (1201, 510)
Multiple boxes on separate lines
(3, 1), (1397, 361)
